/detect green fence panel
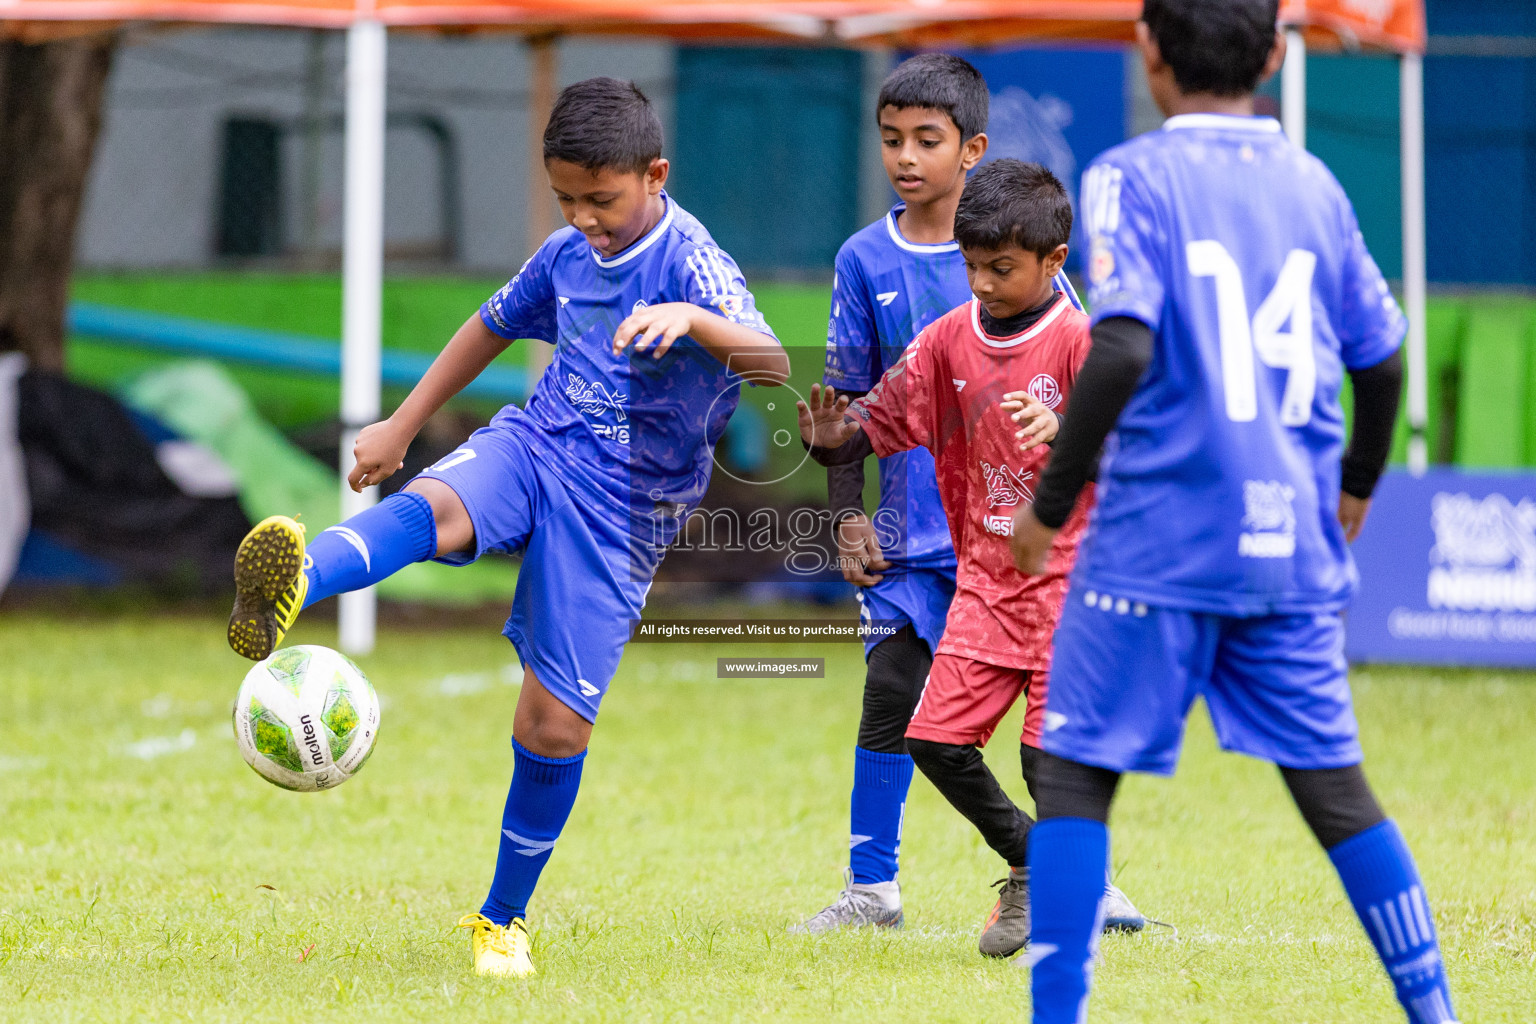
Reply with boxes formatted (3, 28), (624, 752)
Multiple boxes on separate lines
(1455, 303), (1533, 468)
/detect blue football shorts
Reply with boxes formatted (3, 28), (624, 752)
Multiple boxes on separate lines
(416, 421), (653, 724)
(856, 564), (956, 658)
(1043, 584), (1363, 775)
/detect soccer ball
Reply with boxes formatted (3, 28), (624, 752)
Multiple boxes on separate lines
(233, 645), (380, 792)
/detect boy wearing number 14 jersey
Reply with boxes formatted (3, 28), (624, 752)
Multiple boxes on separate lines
(1013, 2), (1458, 1021)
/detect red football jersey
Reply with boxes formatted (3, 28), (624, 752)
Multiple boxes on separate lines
(849, 293), (1093, 671)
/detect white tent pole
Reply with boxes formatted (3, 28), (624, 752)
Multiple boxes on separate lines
(1401, 51), (1429, 475)
(1282, 27), (1306, 148)
(524, 33), (559, 392)
(339, 17), (387, 655)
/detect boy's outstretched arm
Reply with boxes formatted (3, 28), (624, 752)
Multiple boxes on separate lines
(797, 383), (873, 464)
(612, 303), (790, 385)
(349, 313), (514, 491)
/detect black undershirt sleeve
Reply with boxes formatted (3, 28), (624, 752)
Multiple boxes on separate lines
(805, 425), (876, 467)
(824, 388), (870, 520)
(1340, 348), (1403, 500)
(1032, 316), (1155, 530)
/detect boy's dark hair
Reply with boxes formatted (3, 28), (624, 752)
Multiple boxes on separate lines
(543, 77), (663, 174)
(876, 53), (989, 141)
(1142, 0), (1280, 97)
(953, 160), (1072, 257)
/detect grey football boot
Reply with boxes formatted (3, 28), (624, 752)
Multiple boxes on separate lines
(979, 867), (1031, 957)
(1101, 881), (1147, 932)
(982, 871), (1147, 958)
(790, 869), (904, 933)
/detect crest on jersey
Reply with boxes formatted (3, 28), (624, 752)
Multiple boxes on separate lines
(1239, 480), (1297, 558)
(1428, 492), (1536, 612)
(1089, 238), (1116, 286)
(1027, 373), (1062, 410)
(981, 460), (1035, 508)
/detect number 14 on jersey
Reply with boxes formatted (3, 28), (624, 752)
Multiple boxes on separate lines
(1188, 240), (1318, 427)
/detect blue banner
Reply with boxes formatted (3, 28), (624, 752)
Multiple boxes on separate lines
(1347, 468), (1536, 667)
(954, 47), (1126, 273)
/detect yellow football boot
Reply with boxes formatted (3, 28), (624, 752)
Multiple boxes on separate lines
(227, 515), (308, 661)
(458, 913), (535, 978)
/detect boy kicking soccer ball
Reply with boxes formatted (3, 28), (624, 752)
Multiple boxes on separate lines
(226, 78), (788, 978)
(800, 160), (1142, 960)
(1013, 2), (1459, 1021)
(792, 53), (1105, 940)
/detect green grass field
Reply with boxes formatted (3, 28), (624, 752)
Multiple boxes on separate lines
(1, 609), (1533, 1022)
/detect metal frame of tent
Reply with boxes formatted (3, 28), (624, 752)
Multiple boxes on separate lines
(0, 0), (1429, 653)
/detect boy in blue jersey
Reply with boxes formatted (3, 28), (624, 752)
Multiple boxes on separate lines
(1011, 3), (1458, 1022)
(224, 78), (789, 979)
(792, 55), (1138, 953)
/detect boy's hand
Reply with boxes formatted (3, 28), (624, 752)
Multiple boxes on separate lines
(613, 302), (696, 359)
(1011, 504), (1058, 575)
(348, 417), (413, 493)
(835, 512), (890, 587)
(1338, 493), (1372, 543)
(796, 383), (861, 449)
(1001, 391), (1059, 453)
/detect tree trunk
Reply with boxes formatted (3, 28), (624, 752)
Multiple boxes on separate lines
(0, 33), (117, 372)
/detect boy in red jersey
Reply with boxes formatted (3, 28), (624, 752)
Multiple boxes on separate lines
(798, 160), (1143, 958)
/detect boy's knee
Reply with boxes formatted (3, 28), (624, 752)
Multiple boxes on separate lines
(514, 715), (588, 760)
(1280, 764), (1385, 850)
(906, 737), (978, 777)
(1034, 753), (1119, 823)
(403, 477), (474, 557)
(512, 669), (593, 759)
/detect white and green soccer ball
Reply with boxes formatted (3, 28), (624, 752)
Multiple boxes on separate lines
(233, 645), (380, 792)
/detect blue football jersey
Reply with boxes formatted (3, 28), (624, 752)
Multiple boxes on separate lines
(824, 204), (1081, 570)
(1078, 114), (1407, 615)
(480, 192), (776, 529)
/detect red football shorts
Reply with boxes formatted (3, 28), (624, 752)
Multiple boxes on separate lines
(905, 653), (1047, 747)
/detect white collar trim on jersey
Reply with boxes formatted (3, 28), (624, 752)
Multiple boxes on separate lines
(969, 293), (1068, 348)
(885, 206), (960, 254)
(591, 193), (675, 268)
(1163, 113), (1283, 134)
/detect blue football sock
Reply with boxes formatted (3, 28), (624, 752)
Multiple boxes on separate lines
(480, 739), (586, 926)
(848, 747), (914, 885)
(1329, 820), (1457, 1024)
(300, 491), (437, 609)
(1028, 817), (1109, 1024)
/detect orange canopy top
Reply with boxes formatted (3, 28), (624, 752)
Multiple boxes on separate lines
(0, 0), (1426, 52)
